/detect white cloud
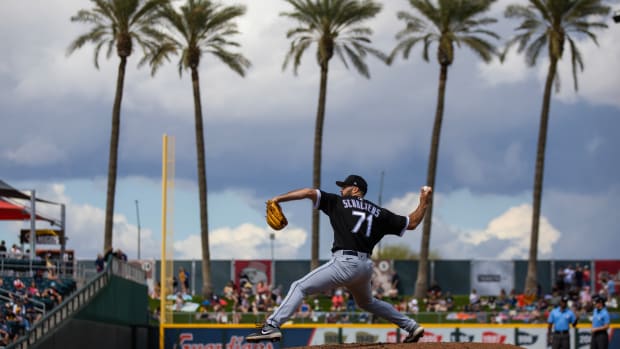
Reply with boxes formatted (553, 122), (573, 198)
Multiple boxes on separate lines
(173, 223), (307, 260)
(460, 204), (561, 259)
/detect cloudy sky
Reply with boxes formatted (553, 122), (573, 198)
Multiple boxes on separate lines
(1, 0), (618, 262)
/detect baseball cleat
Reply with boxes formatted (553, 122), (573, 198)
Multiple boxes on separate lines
(404, 324), (425, 343)
(246, 323), (282, 343)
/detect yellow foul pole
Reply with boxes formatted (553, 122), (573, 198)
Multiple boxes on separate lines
(159, 134), (167, 349)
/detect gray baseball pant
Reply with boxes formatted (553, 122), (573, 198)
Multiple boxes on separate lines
(266, 250), (417, 332)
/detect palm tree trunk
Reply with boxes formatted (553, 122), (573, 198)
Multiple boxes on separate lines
(525, 57), (557, 293)
(414, 63), (448, 299)
(191, 67), (212, 297)
(311, 63), (329, 270)
(103, 56), (127, 253)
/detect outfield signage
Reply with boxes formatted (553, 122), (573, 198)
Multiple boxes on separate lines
(471, 260), (514, 296)
(163, 325), (619, 349)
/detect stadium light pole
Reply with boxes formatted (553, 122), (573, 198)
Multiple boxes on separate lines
(135, 199), (141, 260)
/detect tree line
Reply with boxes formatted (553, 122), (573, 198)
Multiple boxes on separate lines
(66, 0), (612, 298)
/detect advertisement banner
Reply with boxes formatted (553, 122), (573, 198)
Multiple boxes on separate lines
(372, 259), (396, 298)
(163, 326), (619, 349)
(234, 260), (272, 290)
(471, 260), (515, 296)
(129, 259), (156, 296)
(20, 228), (61, 245)
(594, 260), (620, 295)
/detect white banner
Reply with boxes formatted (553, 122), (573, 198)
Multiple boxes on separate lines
(307, 326), (595, 349)
(471, 260), (515, 296)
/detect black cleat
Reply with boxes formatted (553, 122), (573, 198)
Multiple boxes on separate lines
(404, 325), (425, 343)
(246, 323), (282, 343)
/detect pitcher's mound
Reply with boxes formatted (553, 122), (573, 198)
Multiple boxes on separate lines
(288, 343), (524, 349)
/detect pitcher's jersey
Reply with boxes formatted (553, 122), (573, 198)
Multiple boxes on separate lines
(315, 190), (409, 254)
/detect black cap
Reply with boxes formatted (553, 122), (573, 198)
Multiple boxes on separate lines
(594, 295), (606, 304)
(560, 295), (569, 303)
(336, 174), (368, 195)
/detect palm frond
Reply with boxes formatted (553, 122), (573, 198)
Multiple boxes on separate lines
(280, 0), (383, 77)
(393, 0), (499, 66)
(504, 0), (609, 91)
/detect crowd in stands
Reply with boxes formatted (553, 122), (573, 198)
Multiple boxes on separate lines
(0, 249), (77, 346)
(148, 263), (618, 326)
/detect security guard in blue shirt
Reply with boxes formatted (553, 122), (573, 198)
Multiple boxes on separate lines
(591, 295), (610, 349)
(547, 295), (577, 349)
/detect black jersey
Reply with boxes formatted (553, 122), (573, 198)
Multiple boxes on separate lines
(316, 190), (408, 254)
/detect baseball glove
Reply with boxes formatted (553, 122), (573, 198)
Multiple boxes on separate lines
(266, 200), (288, 230)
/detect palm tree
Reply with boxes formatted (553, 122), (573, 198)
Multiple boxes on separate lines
(67, 0), (169, 254)
(280, 0), (386, 270)
(390, 0), (499, 299)
(153, 0), (250, 297)
(503, 0), (609, 293)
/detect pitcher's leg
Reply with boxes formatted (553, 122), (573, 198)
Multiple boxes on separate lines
(268, 258), (341, 327)
(346, 262), (417, 332)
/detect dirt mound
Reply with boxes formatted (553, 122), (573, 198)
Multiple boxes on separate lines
(288, 343), (524, 349)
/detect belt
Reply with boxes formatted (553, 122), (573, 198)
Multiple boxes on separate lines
(334, 250), (369, 258)
(554, 330), (568, 334)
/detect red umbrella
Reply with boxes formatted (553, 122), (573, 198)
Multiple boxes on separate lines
(0, 198), (50, 221)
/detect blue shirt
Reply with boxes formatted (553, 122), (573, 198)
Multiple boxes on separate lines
(547, 306), (576, 331)
(592, 307), (610, 328)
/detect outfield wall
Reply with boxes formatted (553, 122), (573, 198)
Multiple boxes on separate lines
(162, 324), (620, 349)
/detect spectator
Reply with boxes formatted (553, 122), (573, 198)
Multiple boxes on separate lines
(178, 267), (189, 295)
(599, 272), (616, 299)
(297, 299), (312, 319)
(574, 265), (584, 289)
(524, 288), (537, 309)
(175, 292), (185, 311)
(256, 281), (270, 300)
(579, 286), (592, 311)
(10, 244), (22, 259)
(45, 254), (56, 277)
(387, 271), (401, 299)
(345, 291), (356, 313)
(12, 278), (25, 294)
(563, 265), (575, 290)
(408, 298), (419, 314)
(115, 249), (128, 262)
(102, 248), (114, 267)
(427, 281), (442, 299)
(150, 282), (161, 300)
(583, 265), (591, 287)
(238, 293), (251, 314)
(26, 281), (39, 298)
(223, 280), (235, 300)
(444, 292), (455, 311)
(0, 320), (9, 346)
(95, 253), (105, 272)
(468, 288), (481, 312)
(330, 288), (344, 311)
(0, 240), (6, 258)
(605, 277), (616, 299)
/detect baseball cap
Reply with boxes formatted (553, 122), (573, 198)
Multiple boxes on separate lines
(594, 295), (606, 304)
(560, 295), (569, 303)
(336, 174), (368, 194)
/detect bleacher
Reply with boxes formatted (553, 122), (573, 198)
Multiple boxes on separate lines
(0, 257), (77, 347)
